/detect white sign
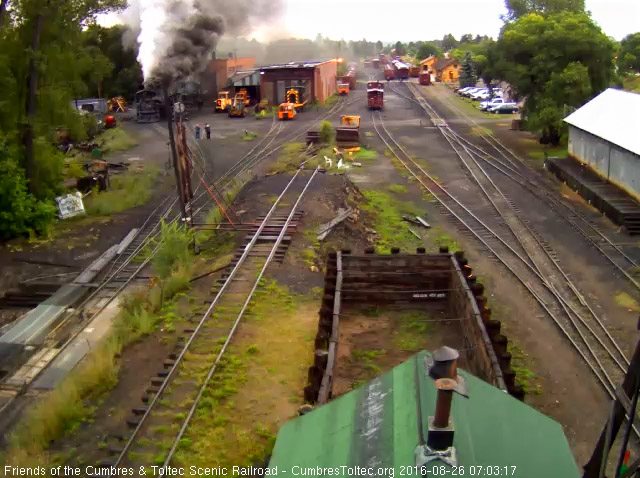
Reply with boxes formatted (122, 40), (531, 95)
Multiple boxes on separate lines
(56, 192), (85, 219)
(173, 102), (185, 114)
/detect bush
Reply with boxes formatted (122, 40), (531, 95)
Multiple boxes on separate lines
(319, 120), (334, 144)
(0, 138), (57, 240)
(152, 221), (194, 280)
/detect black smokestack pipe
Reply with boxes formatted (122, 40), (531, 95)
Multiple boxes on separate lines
(164, 87), (187, 221)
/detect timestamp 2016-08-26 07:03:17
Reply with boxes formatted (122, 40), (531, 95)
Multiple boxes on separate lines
(419, 465), (518, 476)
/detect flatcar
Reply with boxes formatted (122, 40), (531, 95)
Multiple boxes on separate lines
(384, 64), (395, 80)
(419, 71), (432, 86)
(367, 81), (384, 110)
(409, 66), (420, 78)
(392, 60), (409, 80)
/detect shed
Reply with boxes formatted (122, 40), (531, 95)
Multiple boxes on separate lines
(269, 350), (578, 477)
(434, 58), (460, 83)
(259, 59), (338, 106)
(229, 69), (261, 103)
(564, 88), (640, 200)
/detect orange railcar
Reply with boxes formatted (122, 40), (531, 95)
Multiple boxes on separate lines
(409, 66), (420, 78)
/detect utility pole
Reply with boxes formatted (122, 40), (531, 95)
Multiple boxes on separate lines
(163, 87), (187, 222)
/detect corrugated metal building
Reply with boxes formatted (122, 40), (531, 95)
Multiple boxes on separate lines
(564, 88), (640, 200)
(260, 59), (338, 107)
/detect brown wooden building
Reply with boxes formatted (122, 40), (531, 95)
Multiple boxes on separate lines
(259, 59), (338, 106)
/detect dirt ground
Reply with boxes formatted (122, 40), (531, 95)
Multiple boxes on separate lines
(332, 305), (466, 397)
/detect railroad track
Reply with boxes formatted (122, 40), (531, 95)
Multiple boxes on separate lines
(372, 96), (631, 405)
(406, 83), (640, 292)
(97, 166), (320, 471)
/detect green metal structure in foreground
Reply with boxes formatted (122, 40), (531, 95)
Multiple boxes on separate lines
(269, 351), (578, 477)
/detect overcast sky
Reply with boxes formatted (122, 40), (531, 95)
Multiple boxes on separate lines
(100, 0), (639, 42)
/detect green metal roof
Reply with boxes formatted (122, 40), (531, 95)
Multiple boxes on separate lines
(269, 351), (578, 477)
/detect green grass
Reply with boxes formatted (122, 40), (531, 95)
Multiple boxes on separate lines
(528, 146), (567, 160)
(243, 131), (258, 141)
(313, 94), (339, 109)
(615, 292), (640, 311)
(351, 349), (385, 376)
(387, 184), (408, 194)
(352, 147), (378, 161)
(361, 190), (422, 253)
(433, 232), (460, 252)
(84, 166), (159, 216)
(394, 311), (429, 351)
(6, 225), (196, 463)
(508, 341), (542, 395)
(268, 142), (307, 174)
(623, 75), (640, 93)
(96, 127), (138, 153)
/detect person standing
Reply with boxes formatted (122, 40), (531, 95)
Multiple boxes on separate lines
(205, 123), (211, 140)
(195, 124), (201, 140)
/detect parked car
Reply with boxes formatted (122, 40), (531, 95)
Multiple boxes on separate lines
(457, 87), (475, 96)
(471, 89), (491, 100)
(480, 97), (507, 111)
(488, 103), (519, 114)
(462, 87), (483, 98)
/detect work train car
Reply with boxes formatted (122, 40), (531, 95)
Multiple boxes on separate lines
(392, 60), (410, 80)
(409, 66), (420, 78)
(384, 64), (395, 80)
(344, 69), (357, 89)
(367, 81), (384, 110)
(364, 60), (372, 69)
(379, 54), (388, 65)
(419, 71), (432, 86)
(372, 58), (380, 69)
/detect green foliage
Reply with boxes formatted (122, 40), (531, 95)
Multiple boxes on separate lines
(0, 137), (56, 240)
(459, 52), (477, 88)
(503, 0), (585, 20)
(416, 42), (442, 61)
(268, 142), (306, 174)
(318, 120), (334, 144)
(619, 33), (640, 73)
(360, 190), (422, 253)
(84, 166), (158, 216)
(152, 221), (194, 280)
(441, 34), (458, 51)
(494, 12), (616, 142)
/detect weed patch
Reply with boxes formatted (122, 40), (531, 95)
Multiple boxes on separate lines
(84, 166), (159, 216)
(615, 292), (640, 312)
(394, 311), (429, 351)
(268, 142), (307, 174)
(387, 184), (408, 194)
(361, 190), (422, 253)
(243, 131), (258, 141)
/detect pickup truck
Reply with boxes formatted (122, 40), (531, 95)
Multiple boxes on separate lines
(480, 97), (507, 111)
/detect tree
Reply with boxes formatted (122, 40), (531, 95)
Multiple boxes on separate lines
(441, 33), (458, 51)
(416, 42), (442, 60)
(375, 40), (383, 53)
(393, 41), (405, 56)
(459, 52), (477, 88)
(503, 0), (585, 20)
(460, 34), (474, 44)
(494, 12), (615, 142)
(619, 33), (640, 73)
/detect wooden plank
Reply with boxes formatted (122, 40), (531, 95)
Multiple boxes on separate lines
(318, 252), (342, 405)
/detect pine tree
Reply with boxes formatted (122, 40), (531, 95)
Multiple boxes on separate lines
(460, 52), (477, 88)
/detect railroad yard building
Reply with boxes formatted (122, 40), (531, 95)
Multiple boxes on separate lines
(202, 54), (256, 100)
(259, 59), (338, 106)
(564, 88), (640, 200)
(434, 58), (460, 83)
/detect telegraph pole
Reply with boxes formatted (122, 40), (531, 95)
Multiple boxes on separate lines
(163, 87), (188, 222)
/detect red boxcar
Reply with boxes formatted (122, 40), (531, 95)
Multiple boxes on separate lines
(384, 64), (395, 80)
(367, 81), (384, 110)
(409, 66), (420, 78)
(342, 70), (357, 90)
(419, 72), (432, 85)
(392, 60), (409, 80)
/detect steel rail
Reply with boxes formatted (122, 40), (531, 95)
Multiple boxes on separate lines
(113, 167), (307, 467)
(162, 166), (320, 466)
(402, 82), (630, 369)
(371, 110), (617, 396)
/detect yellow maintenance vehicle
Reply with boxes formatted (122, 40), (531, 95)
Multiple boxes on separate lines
(337, 82), (350, 95)
(335, 115), (360, 147)
(236, 88), (251, 106)
(285, 87), (307, 111)
(278, 102), (296, 120)
(228, 95), (248, 118)
(216, 90), (233, 112)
